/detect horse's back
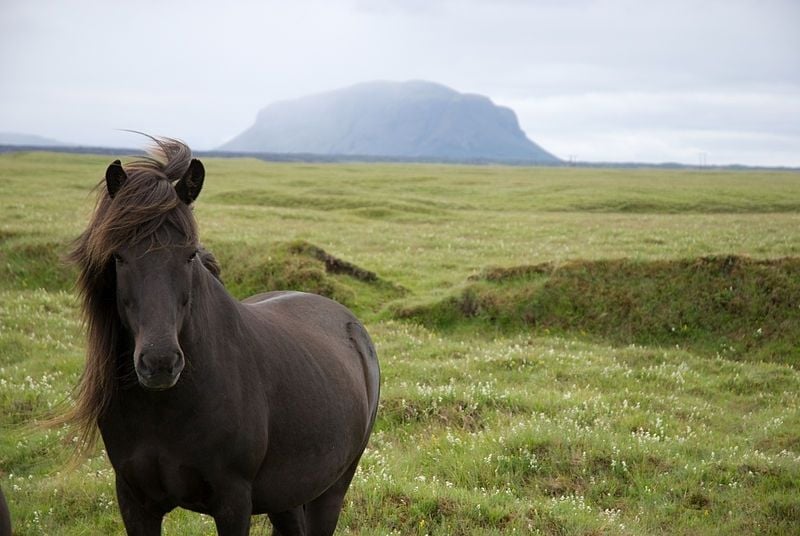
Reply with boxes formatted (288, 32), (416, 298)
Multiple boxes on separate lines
(243, 290), (362, 339)
(244, 290), (365, 333)
(242, 290), (301, 306)
(243, 290), (352, 321)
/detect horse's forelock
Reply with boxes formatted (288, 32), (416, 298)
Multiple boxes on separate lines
(81, 139), (198, 266)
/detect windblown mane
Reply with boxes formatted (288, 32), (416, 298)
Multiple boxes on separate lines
(63, 137), (214, 453)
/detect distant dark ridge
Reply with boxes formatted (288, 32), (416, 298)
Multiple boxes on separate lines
(201, 149), (557, 166)
(2, 145), (797, 171)
(0, 145), (147, 157)
(396, 255), (800, 367)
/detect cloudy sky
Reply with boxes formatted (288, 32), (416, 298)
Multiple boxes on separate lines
(1, 0), (798, 166)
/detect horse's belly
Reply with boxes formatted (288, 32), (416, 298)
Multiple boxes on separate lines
(250, 431), (364, 513)
(250, 465), (346, 513)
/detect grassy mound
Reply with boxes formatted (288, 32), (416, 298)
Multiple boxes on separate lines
(203, 239), (405, 314)
(0, 235), (402, 315)
(397, 255), (800, 366)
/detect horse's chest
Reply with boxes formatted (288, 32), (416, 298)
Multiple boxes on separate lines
(119, 452), (211, 512)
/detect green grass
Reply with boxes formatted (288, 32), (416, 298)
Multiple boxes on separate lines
(1, 151), (799, 534)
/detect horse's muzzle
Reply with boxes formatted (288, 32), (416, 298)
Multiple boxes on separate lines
(135, 349), (185, 390)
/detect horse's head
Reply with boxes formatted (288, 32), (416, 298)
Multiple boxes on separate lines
(105, 157), (205, 390)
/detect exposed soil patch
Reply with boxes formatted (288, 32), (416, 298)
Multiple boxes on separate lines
(288, 241), (378, 282)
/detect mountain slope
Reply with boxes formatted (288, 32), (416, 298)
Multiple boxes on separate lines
(220, 81), (558, 163)
(0, 132), (69, 147)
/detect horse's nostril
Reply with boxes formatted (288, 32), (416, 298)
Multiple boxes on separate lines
(139, 350), (184, 376)
(169, 351), (185, 375)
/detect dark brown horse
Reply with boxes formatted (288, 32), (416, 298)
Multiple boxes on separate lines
(0, 484), (10, 536)
(65, 138), (380, 535)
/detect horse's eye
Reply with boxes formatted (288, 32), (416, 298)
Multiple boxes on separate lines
(188, 250), (199, 263)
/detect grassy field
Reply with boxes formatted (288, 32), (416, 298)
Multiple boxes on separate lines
(1, 151), (799, 534)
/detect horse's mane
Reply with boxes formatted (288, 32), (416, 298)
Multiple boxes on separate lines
(61, 137), (218, 454)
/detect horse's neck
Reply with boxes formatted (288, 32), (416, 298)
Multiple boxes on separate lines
(184, 267), (249, 351)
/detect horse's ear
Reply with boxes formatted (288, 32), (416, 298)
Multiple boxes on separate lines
(175, 159), (205, 204)
(105, 160), (127, 199)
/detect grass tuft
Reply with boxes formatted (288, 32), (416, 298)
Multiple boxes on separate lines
(0, 240), (75, 292)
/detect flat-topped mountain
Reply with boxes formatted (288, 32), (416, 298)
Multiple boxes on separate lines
(219, 81), (558, 163)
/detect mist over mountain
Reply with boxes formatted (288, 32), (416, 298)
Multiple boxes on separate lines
(0, 132), (69, 147)
(219, 81), (559, 163)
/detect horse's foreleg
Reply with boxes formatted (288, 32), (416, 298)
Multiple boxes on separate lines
(268, 506), (307, 536)
(115, 477), (163, 536)
(212, 481), (254, 536)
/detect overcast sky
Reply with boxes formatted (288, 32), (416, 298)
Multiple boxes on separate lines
(1, 0), (798, 166)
